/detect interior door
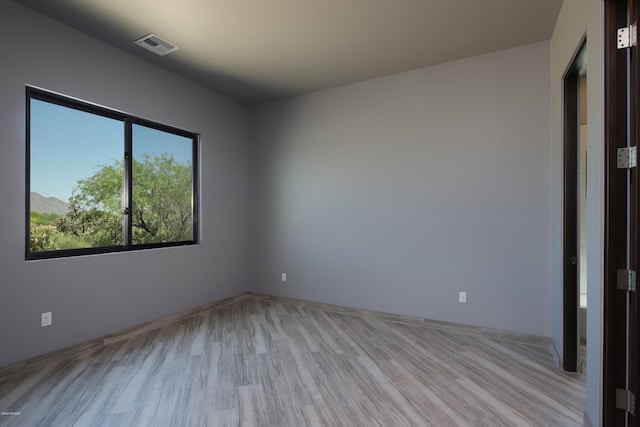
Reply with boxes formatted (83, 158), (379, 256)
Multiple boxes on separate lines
(632, 1), (640, 421)
(604, 0), (639, 424)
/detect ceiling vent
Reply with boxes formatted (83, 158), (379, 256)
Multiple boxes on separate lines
(134, 34), (178, 56)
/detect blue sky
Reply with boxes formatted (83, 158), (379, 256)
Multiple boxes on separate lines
(30, 99), (192, 203)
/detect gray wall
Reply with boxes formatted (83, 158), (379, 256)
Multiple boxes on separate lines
(250, 42), (552, 337)
(0, 1), (248, 368)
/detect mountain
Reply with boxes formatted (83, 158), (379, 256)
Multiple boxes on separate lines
(30, 192), (69, 215)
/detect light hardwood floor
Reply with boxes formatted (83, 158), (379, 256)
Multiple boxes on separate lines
(0, 294), (585, 426)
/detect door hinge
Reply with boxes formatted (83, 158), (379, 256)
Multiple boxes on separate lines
(617, 146), (637, 168)
(616, 388), (636, 415)
(618, 24), (637, 49)
(617, 269), (637, 292)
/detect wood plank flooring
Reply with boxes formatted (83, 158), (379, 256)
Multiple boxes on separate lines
(0, 294), (585, 426)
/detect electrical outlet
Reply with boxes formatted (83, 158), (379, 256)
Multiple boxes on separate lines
(41, 312), (52, 327)
(281, 272), (287, 282)
(458, 292), (467, 304)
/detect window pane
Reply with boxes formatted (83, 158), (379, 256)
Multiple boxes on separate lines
(131, 124), (194, 245)
(29, 99), (124, 253)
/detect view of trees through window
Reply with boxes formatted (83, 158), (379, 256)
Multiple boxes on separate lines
(28, 89), (197, 258)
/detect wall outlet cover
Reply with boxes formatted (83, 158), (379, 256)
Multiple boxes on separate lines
(281, 273), (287, 282)
(41, 312), (52, 327)
(459, 292), (467, 304)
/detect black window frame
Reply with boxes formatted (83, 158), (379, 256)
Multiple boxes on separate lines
(26, 86), (199, 260)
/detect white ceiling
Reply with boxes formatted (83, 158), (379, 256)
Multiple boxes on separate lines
(13, 0), (563, 105)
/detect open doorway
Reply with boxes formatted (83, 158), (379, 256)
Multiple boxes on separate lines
(562, 39), (587, 373)
(578, 70), (588, 372)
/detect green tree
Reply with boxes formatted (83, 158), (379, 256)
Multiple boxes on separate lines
(55, 154), (192, 248)
(30, 211), (60, 226)
(132, 153), (193, 244)
(56, 198), (123, 247)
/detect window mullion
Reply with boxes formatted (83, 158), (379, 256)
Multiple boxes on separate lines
(124, 119), (133, 248)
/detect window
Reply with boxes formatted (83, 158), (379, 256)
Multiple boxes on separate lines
(26, 87), (199, 259)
